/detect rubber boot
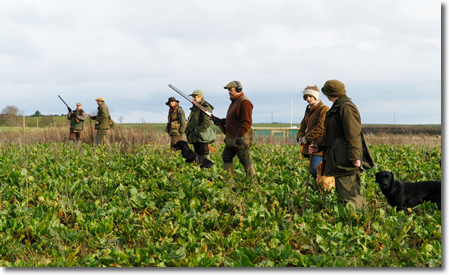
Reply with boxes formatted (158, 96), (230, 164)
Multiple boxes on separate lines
(223, 162), (235, 178)
(244, 164), (256, 177)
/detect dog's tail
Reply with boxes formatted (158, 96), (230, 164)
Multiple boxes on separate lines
(208, 144), (216, 152)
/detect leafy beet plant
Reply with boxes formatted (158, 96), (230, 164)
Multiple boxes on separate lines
(0, 142), (441, 267)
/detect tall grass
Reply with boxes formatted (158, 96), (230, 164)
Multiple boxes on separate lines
(0, 124), (441, 148)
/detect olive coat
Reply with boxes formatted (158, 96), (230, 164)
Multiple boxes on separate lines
(296, 101), (329, 156)
(186, 99), (214, 144)
(67, 109), (87, 132)
(91, 103), (111, 130)
(166, 105), (187, 136)
(318, 94), (362, 177)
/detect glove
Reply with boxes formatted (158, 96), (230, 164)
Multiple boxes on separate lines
(302, 137), (308, 144)
(236, 135), (244, 145)
(212, 116), (221, 126)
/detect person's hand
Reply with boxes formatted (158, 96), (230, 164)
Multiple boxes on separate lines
(353, 159), (361, 167)
(96, 121), (99, 125)
(236, 136), (244, 145)
(212, 116), (221, 126)
(309, 144), (318, 153)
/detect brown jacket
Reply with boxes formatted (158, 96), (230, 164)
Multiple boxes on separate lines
(296, 101), (329, 156)
(222, 93), (253, 139)
(318, 95), (362, 177)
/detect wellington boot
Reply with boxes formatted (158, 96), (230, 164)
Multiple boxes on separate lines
(244, 164), (256, 177)
(223, 163), (235, 178)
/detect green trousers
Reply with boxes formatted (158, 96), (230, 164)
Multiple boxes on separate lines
(335, 174), (362, 209)
(222, 146), (252, 167)
(95, 129), (109, 145)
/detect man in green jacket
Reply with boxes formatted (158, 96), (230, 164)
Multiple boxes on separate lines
(166, 97), (187, 149)
(186, 90), (216, 159)
(89, 97), (111, 145)
(67, 102), (87, 142)
(309, 80), (363, 209)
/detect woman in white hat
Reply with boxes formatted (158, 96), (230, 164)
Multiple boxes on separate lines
(296, 85), (329, 182)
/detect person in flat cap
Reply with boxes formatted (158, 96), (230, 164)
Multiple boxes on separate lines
(89, 97), (112, 145)
(213, 80), (255, 178)
(296, 85), (329, 185)
(165, 97), (187, 149)
(185, 90), (216, 159)
(67, 102), (87, 142)
(309, 80), (363, 209)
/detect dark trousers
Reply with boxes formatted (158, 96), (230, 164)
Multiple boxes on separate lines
(193, 143), (209, 156)
(222, 146), (253, 167)
(69, 131), (81, 141)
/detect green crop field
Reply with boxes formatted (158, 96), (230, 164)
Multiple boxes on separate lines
(0, 141), (441, 267)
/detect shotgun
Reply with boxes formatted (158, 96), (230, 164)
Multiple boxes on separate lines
(58, 95), (80, 123)
(168, 84), (226, 134)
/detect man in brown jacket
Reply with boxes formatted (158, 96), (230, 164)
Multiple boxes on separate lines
(214, 81), (255, 177)
(309, 80), (363, 208)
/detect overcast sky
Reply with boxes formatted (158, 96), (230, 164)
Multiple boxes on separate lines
(0, 0), (441, 124)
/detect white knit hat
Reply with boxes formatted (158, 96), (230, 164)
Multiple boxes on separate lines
(302, 88), (319, 101)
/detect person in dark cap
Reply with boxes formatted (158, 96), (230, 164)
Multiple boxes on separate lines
(165, 96), (187, 149)
(213, 81), (255, 178)
(185, 90), (216, 159)
(309, 80), (363, 209)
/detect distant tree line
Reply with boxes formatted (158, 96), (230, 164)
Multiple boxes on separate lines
(0, 105), (66, 127)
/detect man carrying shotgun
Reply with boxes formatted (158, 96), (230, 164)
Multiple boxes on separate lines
(66, 102), (87, 142)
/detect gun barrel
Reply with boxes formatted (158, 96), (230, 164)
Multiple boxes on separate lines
(58, 95), (70, 108)
(168, 84), (212, 117)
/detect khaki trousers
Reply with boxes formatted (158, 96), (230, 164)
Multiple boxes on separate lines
(335, 174), (362, 209)
(95, 129), (109, 145)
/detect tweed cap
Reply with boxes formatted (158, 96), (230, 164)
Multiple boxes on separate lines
(95, 97), (105, 102)
(189, 90), (203, 97)
(76, 102), (83, 106)
(321, 80), (346, 97)
(166, 97), (179, 105)
(223, 81), (242, 89)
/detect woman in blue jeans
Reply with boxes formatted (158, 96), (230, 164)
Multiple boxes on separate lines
(296, 85), (329, 181)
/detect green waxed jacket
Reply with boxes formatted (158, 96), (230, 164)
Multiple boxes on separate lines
(67, 109), (87, 132)
(91, 103), (111, 130)
(186, 99), (215, 144)
(318, 94), (362, 177)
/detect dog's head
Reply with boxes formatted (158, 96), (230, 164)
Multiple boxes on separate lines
(172, 140), (189, 151)
(375, 171), (394, 191)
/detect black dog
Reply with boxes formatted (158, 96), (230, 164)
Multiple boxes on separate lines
(172, 140), (213, 169)
(375, 171), (441, 213)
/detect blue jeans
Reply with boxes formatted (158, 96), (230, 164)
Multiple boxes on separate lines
(309, 155), (323, 180)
